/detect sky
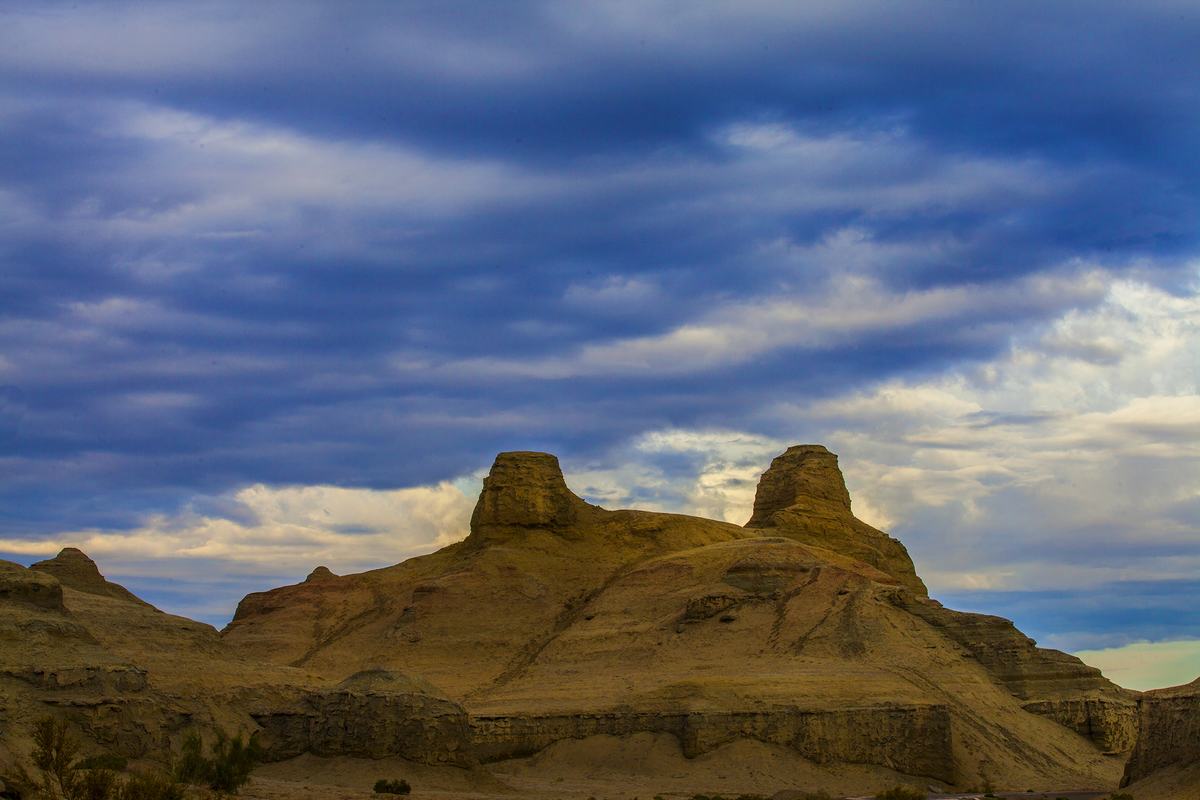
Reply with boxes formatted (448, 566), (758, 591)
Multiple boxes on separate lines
(1, 1), (1198, 691)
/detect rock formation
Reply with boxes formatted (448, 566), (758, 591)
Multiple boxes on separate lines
(1121, 677), (1200, 795)
(745, 445), (926, 594)
(1, 446), (1151, 796)
(30, 547), (151, 607)
(469, 451), (596, 541)
(218, 446), (1137, 790)
(0, 553), (471, 774)
(251, 670), (472, 764)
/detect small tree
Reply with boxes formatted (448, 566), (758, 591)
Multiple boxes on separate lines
(14, 716), (185, 800)
(207, 731), (259, 794)
(31, 717), (80, 800)
(171, 733), (206, 786)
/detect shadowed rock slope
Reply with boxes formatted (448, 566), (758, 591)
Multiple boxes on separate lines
(1121, 677), (1200, 797)
(0, 552), (472, 776)
(222, 446), (1137, 790)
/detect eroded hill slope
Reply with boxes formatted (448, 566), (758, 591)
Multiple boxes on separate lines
(222, 445), (1137, 789)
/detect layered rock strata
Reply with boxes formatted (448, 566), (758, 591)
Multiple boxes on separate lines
(220, 446), (1133, 789)
(891, 593), (1138, 753)
(251, 671), (472, 764)
(1122, 678), (1200, 787)
(469, 705), (954, 782)
(0, 554), (470, 769)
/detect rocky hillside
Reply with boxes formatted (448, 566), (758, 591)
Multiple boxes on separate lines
(0, 551), (472, 774)
(7, 445), (1175, 795)
(220, 445), (1137, 790)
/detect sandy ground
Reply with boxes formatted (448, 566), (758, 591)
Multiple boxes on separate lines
(245, 734), (1119, 800)
(1123, 761), (1200, 800)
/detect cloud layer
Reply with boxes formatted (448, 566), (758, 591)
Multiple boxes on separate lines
(1, 2), (1198, 685)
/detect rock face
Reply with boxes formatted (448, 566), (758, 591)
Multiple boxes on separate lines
(252, 670), (472, 764)
(745, 446), (927, 595)
(1122, 678), (1200, 788)
(0, 559), (64, 610)
(892, 594), (1138, 753)
(470, 705), (953, 781)
(219, 446), (1135, 791)
(304, 566), (337, 582)
(747, 445), (854, 522)
(468, 451), (594, 542)
(30, 548), (150, 607)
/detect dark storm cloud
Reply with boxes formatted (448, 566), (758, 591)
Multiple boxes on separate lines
(0, 0), (1198, 636)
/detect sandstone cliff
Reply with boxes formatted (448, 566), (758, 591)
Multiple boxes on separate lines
(219, 446), (1135, 791)
(1122, 677), (1200, 793)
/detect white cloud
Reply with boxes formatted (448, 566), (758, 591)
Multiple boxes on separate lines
(563, 276), (662, 312)
(418, 266), (1109, 381)
(557, 273), (1200, 598)
(1075, 639), (1200, 691)
(0, 480), (476, 583)
(763, 273), (1200, 590)
(584, 429), (790, 524)
(102, 102), (554, 228)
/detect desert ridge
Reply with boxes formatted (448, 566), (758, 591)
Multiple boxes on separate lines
(1, 445), (1193, 797)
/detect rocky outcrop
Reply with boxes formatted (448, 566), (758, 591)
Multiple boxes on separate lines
(747, 445), (855, 523)
(1122, 678), (1200, 787)
(220, 445), (1133, 790)
(467, 451), (595, 544)
(4, 665), (148, 694)
(470, 705), (954, 782)
(1022, 698), (1138, 754)
(892, 593), (1137, 752)
(251, 670), (473, 765)
(30, 548), (149, 607)
(895, 596), (1112, 699)
(1, 556), (479, 772)
(304, 566), (337, 582)
(0, 559), (64, 611)
(745, 446), (927, 595)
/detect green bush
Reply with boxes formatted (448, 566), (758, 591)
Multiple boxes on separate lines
(171, 733), (206, 786)
(875, 787), (926, 800)
(114, 772), (183, 800)
(173, 729), (260, 794)
(373, 778), (411, 795)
